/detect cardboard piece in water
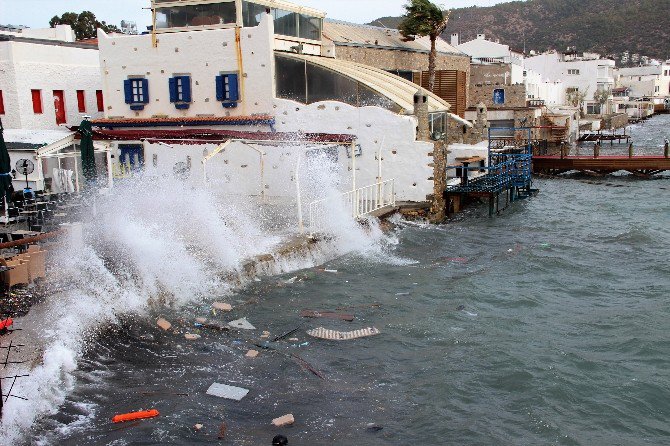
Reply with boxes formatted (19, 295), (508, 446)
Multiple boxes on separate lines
(307, 326), (380, 341)
(228, 317), (256, 330)
(206, 383), (249, 401)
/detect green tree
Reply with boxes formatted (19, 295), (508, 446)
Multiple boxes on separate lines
(398, 0), (450, 92)
(50, 11), (121, 40)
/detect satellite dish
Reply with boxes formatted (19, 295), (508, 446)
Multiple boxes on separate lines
(16, 159), (34, 176)
(173, 162), (190, 180)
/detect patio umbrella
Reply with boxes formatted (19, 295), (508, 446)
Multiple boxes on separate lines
(0, 118), (13, 205)
(78, 118), (97, 182)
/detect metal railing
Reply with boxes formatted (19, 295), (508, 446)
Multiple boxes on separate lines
(308, 179), (396, 234)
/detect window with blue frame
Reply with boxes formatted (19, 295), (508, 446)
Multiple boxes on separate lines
(124, 78), (150, 110)
(215, 73), (240, 107)
(493, 88), (505, 105)
(169, 75), (192, 109)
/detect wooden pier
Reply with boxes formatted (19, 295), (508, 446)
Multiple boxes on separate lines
(533, 155), (670, 177)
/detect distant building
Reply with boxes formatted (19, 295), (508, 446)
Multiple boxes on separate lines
(615, 62), (670, 103)
(455, 34), (564, 107)
(525, 51), (616, 115)
(0, 25), (103, 130)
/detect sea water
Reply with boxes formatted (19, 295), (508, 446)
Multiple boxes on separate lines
(2, 116), (669, 445)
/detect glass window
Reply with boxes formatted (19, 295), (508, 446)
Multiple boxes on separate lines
(493, 88), (505, 105)
(275, 55), (397, 112)
(273, 9), (297, 37)
(275, 55), (306, 103)
(306, 63), (357, 104)
(429, 112), (447, 140)
(241, 1), (267, 27)
(299, 14), (321, 40)
(156, 2), (236, 29)
(358, 84), (396, 110)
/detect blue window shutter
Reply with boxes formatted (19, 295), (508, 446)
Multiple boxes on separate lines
(181, 76), (192, 102)
(141, 78), (149, 103)
(169, 77), (177, 103)
(124, 80), (133, 104)
(215, 75), (224, 101)
(228, 74), (239, 101)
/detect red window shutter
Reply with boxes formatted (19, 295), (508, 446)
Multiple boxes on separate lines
(77, 90), (86, 112)
(32, 89), (43, 114)
(0, 90), (4, 115)
(96, 90), (104, 112)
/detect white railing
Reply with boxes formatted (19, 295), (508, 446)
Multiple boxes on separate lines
(308, 179), (396, 234)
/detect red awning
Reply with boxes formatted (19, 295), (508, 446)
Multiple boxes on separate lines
(90, 128), (356, 144)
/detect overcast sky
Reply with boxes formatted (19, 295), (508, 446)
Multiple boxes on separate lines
(1, 0), (509, 31)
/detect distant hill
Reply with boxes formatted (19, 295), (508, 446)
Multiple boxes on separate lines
(369, 0), (670, 61)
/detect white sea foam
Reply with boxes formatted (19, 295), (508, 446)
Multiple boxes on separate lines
(0, 149), (398, 443)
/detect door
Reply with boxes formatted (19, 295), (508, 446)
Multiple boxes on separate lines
(53, 90), (66, 125)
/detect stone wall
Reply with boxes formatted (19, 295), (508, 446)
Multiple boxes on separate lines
(470, 64), (512, 86)
(333, 45), (470, 74)
(469, 83), (527, 108)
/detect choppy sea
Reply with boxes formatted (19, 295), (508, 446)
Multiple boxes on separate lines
(2, 115), (669, 445)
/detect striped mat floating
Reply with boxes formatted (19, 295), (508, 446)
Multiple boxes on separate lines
(307, 327), (380, 341)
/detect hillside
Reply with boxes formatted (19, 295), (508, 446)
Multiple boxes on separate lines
(369, 0), (670, 61)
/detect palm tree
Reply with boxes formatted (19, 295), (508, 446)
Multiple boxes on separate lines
(399, 0), (450, 92)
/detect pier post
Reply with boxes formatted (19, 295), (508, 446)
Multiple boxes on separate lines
(664, 139), (669, 158)
(629, 143), (634, 158)
(593, 142), (600, 158)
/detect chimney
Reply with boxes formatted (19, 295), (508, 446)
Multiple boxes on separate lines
(451, 33), (459, 46)
(477, 33), (485, 40)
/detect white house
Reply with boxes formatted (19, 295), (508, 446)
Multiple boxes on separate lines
(454, 34), (564, 106)
(615, 62), (670, 102)
(94, 0), (464, 206)
(0, 25), (104, 130)
(525, 51), (616, 113)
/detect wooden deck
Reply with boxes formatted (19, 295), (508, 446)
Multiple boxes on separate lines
(533, 155), (670, 176)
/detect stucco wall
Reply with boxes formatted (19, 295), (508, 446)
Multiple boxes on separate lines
(0, 40), (102, 129)
(98, 16), (275, 120)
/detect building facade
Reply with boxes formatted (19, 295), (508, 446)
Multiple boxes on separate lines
(95, 0), (464, 205)
(615, 63), (670, 102)
(0, 26), (104, 130)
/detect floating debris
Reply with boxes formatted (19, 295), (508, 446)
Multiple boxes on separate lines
(307, 327), (380, 341)
(212, 302), (233, 312)
(206, 383), (249, 401)
(184, 334), (201, 340)
(300, 310), (354, 322)
(272, 414), (295, 427)
(272, 327), (300, 342)
(194, 423), (203, 431)
(323, 269), (338, 273)
(246, 349), (259, 358)
(112, 409), (160, 423)
(156, 318), (172, 331)
(218, 421), (227, 439)
(228, 318), (256, 330)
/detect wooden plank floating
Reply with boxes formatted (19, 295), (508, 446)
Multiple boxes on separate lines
(307, 327), (380, 341)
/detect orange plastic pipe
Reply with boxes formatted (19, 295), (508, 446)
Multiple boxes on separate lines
(112, 409), (159, 423)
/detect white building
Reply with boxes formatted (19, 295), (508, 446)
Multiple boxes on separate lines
(525, 51), (616, 113)
(94, 0), (465, 205)
(454, 34), (564, 106)
(615, 62), (670, 101)
(0, 25), (104, 130)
